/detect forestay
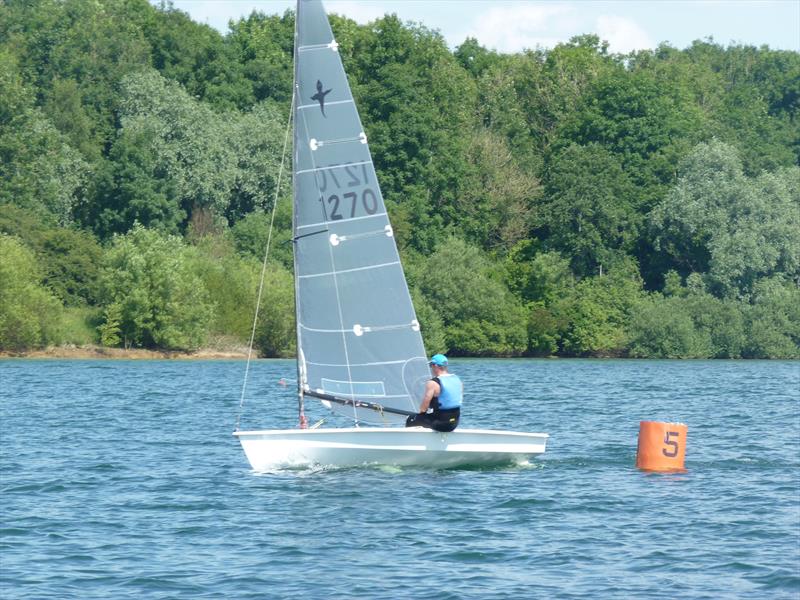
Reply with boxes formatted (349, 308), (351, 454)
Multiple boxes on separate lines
(292, 0), (429, 424)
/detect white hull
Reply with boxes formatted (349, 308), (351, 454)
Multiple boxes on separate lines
(234, 427), (548, 469)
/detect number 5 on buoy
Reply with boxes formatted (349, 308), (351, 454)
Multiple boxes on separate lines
(636, 421), (687, 472)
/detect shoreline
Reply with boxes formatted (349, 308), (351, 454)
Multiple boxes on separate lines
(0, 345), (254, 360)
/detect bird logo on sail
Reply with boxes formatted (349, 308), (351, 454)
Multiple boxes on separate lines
(311, 80), (332, 117)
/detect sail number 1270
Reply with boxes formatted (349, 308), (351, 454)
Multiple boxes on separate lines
(316, 163), (378, 221)
(319, 189), (378, 220)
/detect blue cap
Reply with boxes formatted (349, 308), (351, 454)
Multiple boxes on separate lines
(429, 354), (448, 366)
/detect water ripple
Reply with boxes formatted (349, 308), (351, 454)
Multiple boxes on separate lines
(1, 358), (798, 599)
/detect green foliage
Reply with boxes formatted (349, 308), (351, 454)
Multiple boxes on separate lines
(143, 4), (253, 110)
(37, 228), (103, 306)
(454, 38), (503, 78)
(743, 277), (800, 359)
(342, 15), (477, 253)
(0, 235), (62, 350)
(456, 128), (540, 252)
(627, 296), (709, 358)
(526, 302), (563, 356)
(0, 51), (89, 224)
(98, 225), (214, 350)
(226, 101), (289, 223)
(189, 235), (260, 340)
(553, 259), (645, 356)
(0, 206), (102, 306)
(59, 306), (101, 345)
(228, 202), (293, 269)
(651, 141), (800, 299)
(628, 290), (747, 359)
(227, 10), (294, 104)
(540, 143), (638, 276)
(253, 264), (296, 358)
(558, 59), (708, 209)
(116, 70), (238, 223)
(415, 238), (527, 356)
(98, 303), (122, 347)
(90, 126), (183, 236)
(409, 286), (447, 355)
(0, 6), (798, 358)
(505, 244), (574, 305)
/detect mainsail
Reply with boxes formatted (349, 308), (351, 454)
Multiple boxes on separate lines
(292, 0), (429, 424)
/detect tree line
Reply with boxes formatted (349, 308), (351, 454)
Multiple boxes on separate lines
(1, 0), (798, 358)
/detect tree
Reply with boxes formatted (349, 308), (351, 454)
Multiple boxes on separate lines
(455, 128), (539, 253)
(415, 237), (528, 356)
(410, 285), (447, 355)
(743, 276), (800, 358)
(342, 15), (478, 253)
(540, 143), (638, 276)
(113, 70), (238, 229)
(90, 125), (183, 237)
(189, 235), (260, 341)
(0, 206), (102, 306)
(226, 101), (288, 224)
(227, 9), (294, 104)
(627, 289), (746, 358)
(454, 37), (503, 79)
(144, 3), (253, 110)
(253, 264), (296, 357)
(0, 235), (62, 350)
(553, 259), (645, 356)
(98, 225), (214, 350)
(504, 243), (574, 305)
(0, 51), (89, 224)
(557, 57), (708, 210)
(627, 296), (710, 358)
(651, 140), (800, 298)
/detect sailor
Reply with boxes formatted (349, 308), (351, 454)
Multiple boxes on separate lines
(405, 354), (462, 432)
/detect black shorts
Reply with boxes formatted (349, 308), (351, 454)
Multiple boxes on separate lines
(405, 408), (460, 432)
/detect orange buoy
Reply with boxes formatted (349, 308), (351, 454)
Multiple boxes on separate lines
(636, 421), (687, 472)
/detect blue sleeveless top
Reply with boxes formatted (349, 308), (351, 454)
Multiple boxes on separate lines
(434, 374), (463, 410)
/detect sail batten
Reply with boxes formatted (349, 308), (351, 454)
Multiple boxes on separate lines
(296, 212), (386, 230)
(293, 0), (429, 423)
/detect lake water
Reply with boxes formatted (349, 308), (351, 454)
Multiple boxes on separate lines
(1, 358), (798, 598)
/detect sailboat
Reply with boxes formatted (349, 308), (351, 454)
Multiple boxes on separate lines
(234, 0), (548, 469)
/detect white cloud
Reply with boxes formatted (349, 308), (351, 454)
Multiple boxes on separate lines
(463, 4), (577, 52)
(595, 15), (654, 52)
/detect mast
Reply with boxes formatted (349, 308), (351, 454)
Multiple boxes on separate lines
(292, 0), (306, 428)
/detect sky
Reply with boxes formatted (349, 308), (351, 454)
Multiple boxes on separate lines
(163, 0), (800, 54)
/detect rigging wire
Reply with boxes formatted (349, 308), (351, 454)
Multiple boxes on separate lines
(235, 95), (295, 432)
